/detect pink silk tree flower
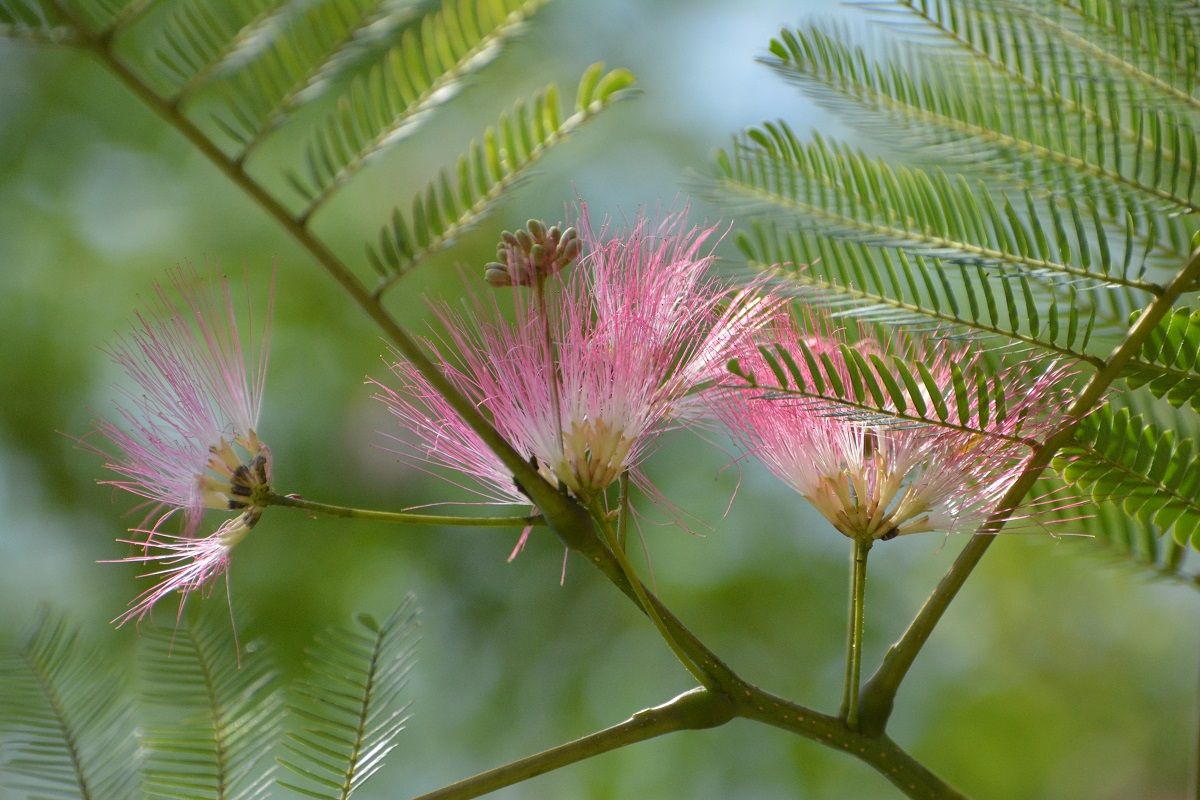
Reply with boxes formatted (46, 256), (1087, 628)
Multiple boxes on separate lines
(374, 206), (781, 510)
(91, 266), (273, 539)
(720, 317), (1073, 542)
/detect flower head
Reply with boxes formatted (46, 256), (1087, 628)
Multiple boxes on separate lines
(92, 266), (273, 623)
(92, 266), (273, 537)
(721, 316), (1072, 542)
(374, 205), (779, 508)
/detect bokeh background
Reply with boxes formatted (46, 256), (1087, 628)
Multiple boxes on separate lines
(1, 1), (1197, 798)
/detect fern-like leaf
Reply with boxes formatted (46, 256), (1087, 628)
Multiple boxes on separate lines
(209, 0), (433, 156)
(139, 613), (282, 800)
(1001, 0), (1200, 120)
(367, 62), (637, 289)
(1045, 0), (1200, 100)
(278, 598), (419, 799)
(736, 222), (1106, 364)
(290, 0), (549, 217)
(1, 0), (154, 40)
(1121, 305), (1200, 411)
(764, 23), (1200, 218)
(1036, 477), (1198, 586)
(714, 129), (1163, 291)
(727, 327), (1057, 444)
(1054, 404), (1200, 549)
(851, 1), (1200, 280)
(0, 611), (140, 799)
(152, 0), (291, 100)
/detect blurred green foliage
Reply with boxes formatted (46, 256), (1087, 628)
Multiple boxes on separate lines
(0, 1), (1196, 798)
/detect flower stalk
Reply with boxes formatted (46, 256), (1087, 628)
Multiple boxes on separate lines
(841, 536), (872, 729)
(263, 492), (545, 528)
(413, 688), (735, 800)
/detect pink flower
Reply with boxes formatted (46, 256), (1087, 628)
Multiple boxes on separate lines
(92, 266), (273, 537)
(374, 206), (780, 509)
(721, 317), (1072, 541)
(91, 266), (273, 623)
(106, 510), (258, 626)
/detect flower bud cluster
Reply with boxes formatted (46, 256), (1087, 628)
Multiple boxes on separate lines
(484, 219), (581, 287)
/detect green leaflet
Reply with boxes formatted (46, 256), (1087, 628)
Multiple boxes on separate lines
(1034, 476), (1196, 586)
(154, 0), (293, 99)
(0, 0), (143, 37)
(202, 0), (436, 154)
(715, 0), (1200, 583)
(763, 22), (1200, 221)
(0, 0), (83, 43)
(1122, 306), (1200, 412)
(4, 0), (638, 316)
(715, 128), (1162, 292)
(1054, 405), (1200, 550)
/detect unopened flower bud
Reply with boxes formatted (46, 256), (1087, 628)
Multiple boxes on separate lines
(484, 262), (513, 287)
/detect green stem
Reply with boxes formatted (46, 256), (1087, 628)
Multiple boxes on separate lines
(617, 471), (631, 552)
(587, 500), (716, 689)
(735, 688), (965, 800)
(263, 493), (544, 528)
(857, 245), (1200, 735)
(841, 537), (871, 728)
(412, 688), (735, 800)
(414, 682), (964, 800)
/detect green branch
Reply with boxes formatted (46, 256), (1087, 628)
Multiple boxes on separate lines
(856, 245), (1200, 735)
(264, 492), (545, 528)
(414, 682), (966, 800)
(736, 688), (964, 799)
(411, 688), (735, 800)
